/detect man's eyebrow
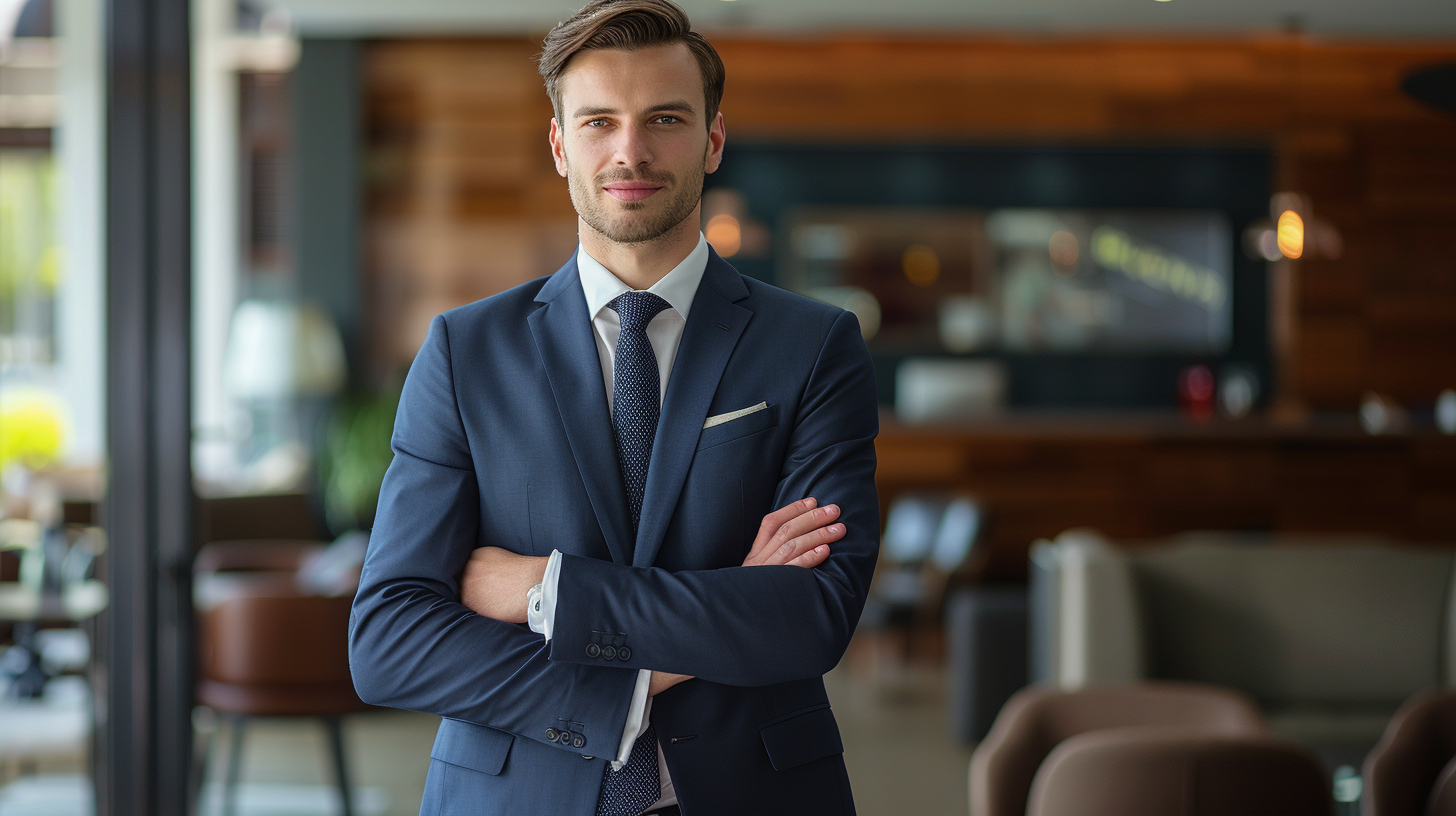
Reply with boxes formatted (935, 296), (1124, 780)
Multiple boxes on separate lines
(572, 106), (618, 118)
(646, 100), (697, 115)
(571, 101), (698, 119)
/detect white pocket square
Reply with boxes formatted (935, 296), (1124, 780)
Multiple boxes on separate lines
(703, 401), (768, 429)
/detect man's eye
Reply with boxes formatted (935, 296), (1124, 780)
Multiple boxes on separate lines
(586, 119), (608, 127)
(654, 116), (680, 125)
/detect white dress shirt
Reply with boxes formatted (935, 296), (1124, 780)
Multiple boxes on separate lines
(526, 233), (710, 812)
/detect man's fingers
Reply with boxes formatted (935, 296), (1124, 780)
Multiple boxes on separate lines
(770, 522), (845, 566)
(743, 498), (847, 568)
(749, 498), (816, 556)
(770, 503), (840, 551)
(745, 498), (818, 564)
(786, 544), (831, 569)
(758, 497), (817, 538)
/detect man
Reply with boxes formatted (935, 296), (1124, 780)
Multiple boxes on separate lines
(348, 1), (879, 813)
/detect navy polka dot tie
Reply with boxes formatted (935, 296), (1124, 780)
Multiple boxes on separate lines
(597, 291), (668, 816)
(607, 291), (671, 538)
(597, 722), (661, 816)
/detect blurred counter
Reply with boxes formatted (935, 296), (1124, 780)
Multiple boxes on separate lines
(875, 411), (1456, 581)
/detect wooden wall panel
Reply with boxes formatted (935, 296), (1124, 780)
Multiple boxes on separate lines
(364, 35), (1456, 405)
(363, 40), (576, 374)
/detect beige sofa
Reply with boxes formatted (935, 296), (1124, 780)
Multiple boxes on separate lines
(1030, 530), (1456, 764)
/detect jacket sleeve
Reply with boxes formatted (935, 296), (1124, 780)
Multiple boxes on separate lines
(548, 309), (881, 687)
(348, 314), (637, 755)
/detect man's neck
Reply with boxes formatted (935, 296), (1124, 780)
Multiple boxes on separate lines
(579, 206), (702, 290)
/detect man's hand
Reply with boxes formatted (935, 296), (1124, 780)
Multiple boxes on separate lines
(742, 497), (844, 569)
(460, 547), (549, 624)
(653, 498), (846, 696)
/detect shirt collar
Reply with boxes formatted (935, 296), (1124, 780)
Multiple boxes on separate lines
(577, 233), (709, 322)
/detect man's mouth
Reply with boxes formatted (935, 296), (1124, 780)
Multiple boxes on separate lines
(602, 182), (664, 202)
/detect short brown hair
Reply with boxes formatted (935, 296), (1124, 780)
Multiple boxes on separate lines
(539, 0), (725, 129)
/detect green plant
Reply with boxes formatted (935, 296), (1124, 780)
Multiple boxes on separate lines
(319, 385), (399, 534)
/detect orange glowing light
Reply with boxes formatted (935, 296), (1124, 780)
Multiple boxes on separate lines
(902, 244), (940, 287)
(1277, 210), (1304, 260)
(705, 214), (742, 257)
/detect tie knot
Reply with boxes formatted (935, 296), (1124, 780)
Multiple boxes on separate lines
(608, 291), (671, 334)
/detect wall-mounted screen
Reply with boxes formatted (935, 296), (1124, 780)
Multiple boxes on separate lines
(704, 142), (1271, 409)
(782, 208), (1233, 355)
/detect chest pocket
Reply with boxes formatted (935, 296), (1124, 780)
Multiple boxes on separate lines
(697, 402), (779, 451)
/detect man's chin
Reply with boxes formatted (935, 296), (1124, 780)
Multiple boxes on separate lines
(592, 212), (688, 245)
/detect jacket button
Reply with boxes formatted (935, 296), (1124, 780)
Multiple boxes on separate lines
(586, 643), (601, 659)
(601, 645), (617, 660)
(583, 755), (594, 760)
(617, 646), (631, 661)
(572, 734), (587, 749)
(545, 728), (559, 742)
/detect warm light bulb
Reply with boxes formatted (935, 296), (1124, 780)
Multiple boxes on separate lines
(902, 244), (940, 287)
(1277, 210), (1304, 259)
(705, 214), (742, 257)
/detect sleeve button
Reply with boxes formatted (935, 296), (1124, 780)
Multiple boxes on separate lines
(572, 734), (587, 748)
(617, 647), (631, 661)
(586, 643), (601, 659)
(545, 728), (559, 742)
(601, 645), (617, 660)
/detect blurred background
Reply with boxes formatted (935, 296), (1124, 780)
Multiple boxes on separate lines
(1, 0), (1455, 814)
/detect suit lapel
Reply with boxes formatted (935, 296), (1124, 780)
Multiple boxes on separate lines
(528, 257), (634, 566)
(634, 251), (752, 568)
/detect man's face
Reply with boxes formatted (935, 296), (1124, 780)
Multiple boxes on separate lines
(550, 43), (725, 245)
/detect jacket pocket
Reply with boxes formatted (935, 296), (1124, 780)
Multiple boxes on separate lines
(697, 403), (779, 451)
(431, 718), (515, 776)
(759, 704), (844, 771)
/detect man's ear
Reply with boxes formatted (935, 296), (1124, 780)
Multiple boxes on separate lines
(704, 111), (726, 175)
(549, 118), (568, 178)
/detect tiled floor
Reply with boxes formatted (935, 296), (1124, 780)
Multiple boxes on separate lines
(193, 651), (972, 816)
(0, 645), (971, 816)
(830, 661), (973, 816)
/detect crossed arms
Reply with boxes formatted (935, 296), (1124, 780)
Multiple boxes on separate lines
(460, 496), (850, 696)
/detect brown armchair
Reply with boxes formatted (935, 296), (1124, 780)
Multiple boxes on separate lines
(1363, 690), (1456, 816)
(1028, 728), (1331, 816)
(969, 682), (1268, 816)
(195, 540), (371, 816)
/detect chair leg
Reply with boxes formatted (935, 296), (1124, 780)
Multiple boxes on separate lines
(324, 716), (354, 816)
(224, 713), (247, 816)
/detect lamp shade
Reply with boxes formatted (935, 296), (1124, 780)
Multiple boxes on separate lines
(224, 300), (347, 400)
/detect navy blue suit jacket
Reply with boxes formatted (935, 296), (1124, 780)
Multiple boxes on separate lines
(349, 249), (880, 815)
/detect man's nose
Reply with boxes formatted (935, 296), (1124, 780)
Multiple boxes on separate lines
(612, 122), (654, 167)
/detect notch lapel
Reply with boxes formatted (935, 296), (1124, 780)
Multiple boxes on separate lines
(528, 258), (634, 566)
(634, 252), (752, 568)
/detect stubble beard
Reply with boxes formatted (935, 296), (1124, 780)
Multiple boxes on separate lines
(568, 160), (705, 246)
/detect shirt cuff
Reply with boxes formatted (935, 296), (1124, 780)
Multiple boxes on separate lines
(525, 549), (562, 641)
(613, 669), (653, 771)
